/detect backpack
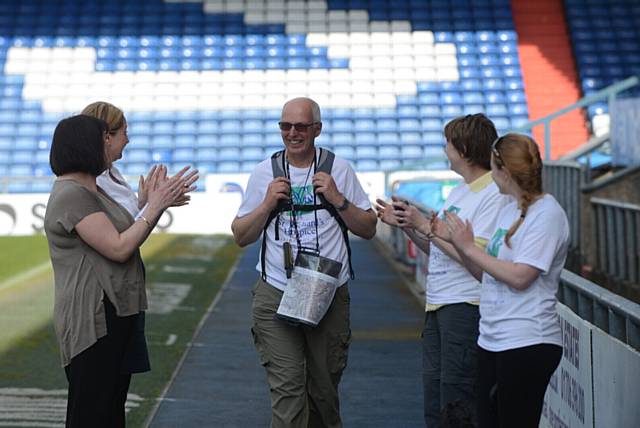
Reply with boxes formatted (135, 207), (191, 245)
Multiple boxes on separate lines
(260, 148), (354, 282)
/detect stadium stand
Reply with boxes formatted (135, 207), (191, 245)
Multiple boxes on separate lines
(0, 0), (529, 192)
(564, 0), (640, 136)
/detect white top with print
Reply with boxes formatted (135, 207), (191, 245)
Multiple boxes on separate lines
(237, 148), (371, 291)
(426, 172), (506, 306)
(478, 194), (569, 352)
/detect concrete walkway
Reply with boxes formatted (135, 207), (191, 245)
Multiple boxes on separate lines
(149, 239), (425, 427)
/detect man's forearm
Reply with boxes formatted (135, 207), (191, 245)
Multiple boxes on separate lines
(231, 203), (272, 247)
(338, 205), (377, 239)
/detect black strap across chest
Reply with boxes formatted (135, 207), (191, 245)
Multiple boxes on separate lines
(260, 148), (354, 282)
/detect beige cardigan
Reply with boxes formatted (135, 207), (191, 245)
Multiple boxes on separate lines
(44, 180), (146, 366)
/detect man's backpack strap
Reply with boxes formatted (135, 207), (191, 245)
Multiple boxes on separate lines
(314, 149), (354, 279)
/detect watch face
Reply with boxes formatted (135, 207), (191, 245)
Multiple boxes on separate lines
(338, 198), (349, 211)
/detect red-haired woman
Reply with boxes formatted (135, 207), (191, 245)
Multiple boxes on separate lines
(440, 133), (569, 428)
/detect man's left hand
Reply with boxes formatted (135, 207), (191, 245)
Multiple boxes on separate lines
(312, 172), (343, 206)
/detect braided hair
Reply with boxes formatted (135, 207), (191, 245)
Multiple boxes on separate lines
(492, 133), (543, 248)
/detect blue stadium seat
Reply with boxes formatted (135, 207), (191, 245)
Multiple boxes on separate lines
(8, 182), (31, 193)
(240, 147), (264, 161)
(219, 147), (241, 160)
(486, 104), (509, 116)
(128, 149), (151, 163)
(197, 148), (217, 161)
(355, 160), (379, 172)
(334, 146), (356, 160)
(215, 161), (239, 173)
(401, 145), (423, 159)
(10, 164), (34, 176)
(398, 119), (421, 132)
(32, 181), (53, 192)
(358, 133), (377, 144)
(241, 134), (263, 146)
(219, 134), (242, 147)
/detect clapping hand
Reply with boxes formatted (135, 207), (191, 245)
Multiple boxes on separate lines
(170, 166), (199, 207)
(146, 166), (195, 211)
(443, 211), (475, 251)
(138, 165), (161, 209)
(374, 198), (402, 227)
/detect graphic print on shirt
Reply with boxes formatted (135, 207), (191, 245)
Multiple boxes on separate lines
(486, 228), (508, 257)
(438, 205), (461, 220)
(281, 184), (328, 239)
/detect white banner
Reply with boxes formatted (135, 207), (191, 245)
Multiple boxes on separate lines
(540, 303), (593, 428)
(592, 326), (640, 427)
(1, 171), (384, 236)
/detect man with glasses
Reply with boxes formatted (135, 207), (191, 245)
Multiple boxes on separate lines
(232, 97), (377, 428)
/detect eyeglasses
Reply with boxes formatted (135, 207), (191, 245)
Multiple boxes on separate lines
(278, 121), (319, 132)
(491, 136), (504, 168)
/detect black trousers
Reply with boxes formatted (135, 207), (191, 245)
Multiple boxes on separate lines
(64, 298), (137, 428)
(477, 343), (562, 428)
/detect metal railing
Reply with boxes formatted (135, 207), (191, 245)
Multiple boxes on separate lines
(591, 197), (640, 285)
(559, 269), (640, 352)
(543, 160), (587, 255)
(513, 75), (640, 160)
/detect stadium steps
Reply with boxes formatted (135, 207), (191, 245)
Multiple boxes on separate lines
(511, 0), (589, 158)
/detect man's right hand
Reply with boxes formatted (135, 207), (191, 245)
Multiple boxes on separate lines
(264, 177), (291, 211)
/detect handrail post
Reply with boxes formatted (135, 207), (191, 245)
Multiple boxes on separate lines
(544, 120), (551, 160)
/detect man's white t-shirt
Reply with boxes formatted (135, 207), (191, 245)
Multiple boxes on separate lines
(478, 194), (569, 352)
(426, 172), (506, 306)
(236, 148), (371, 291)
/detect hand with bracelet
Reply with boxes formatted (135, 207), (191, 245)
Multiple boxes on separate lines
(139, 166), (195, 227)
(391, 197), (431, 232)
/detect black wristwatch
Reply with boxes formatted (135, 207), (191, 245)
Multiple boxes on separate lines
(336, 197), (350, 211)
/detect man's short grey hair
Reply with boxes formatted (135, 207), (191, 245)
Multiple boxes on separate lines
(283, 97), (322, 122)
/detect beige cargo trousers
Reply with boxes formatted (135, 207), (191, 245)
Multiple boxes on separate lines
(251, 278), (352, 428)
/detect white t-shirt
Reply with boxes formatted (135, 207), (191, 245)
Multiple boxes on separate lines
(97, 165), (143, 219)
(478, 194), (569, 352)
(236, 148), (371, 291)
(426, 172), (506, 306)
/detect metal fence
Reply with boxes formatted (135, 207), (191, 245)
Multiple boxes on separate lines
(559, 269), (640, 352)
(591, 197), (640, 285)
(543, 160), (587, 255)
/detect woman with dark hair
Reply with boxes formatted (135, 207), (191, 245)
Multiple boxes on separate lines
(44, 114), (191, 427)
(442, 133), (569, 428)
(80, 101), (197, 377)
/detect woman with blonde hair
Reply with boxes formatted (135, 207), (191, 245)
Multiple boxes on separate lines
(441, 133), (569, 428)
(81, 101), (195, 218)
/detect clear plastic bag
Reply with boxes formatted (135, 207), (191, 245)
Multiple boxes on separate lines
(276, 249), (343, 326)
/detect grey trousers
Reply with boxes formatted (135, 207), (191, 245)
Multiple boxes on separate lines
(251, 278), (351, 428)
(423, 303), (480, 428)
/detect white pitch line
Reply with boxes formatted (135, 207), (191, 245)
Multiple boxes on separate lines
(0, 262), (51, 292)
(161, 265), (206, 274)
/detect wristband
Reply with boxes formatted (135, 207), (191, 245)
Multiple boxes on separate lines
(138, 215), (152, 229)
(336, 197), (350, 212)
